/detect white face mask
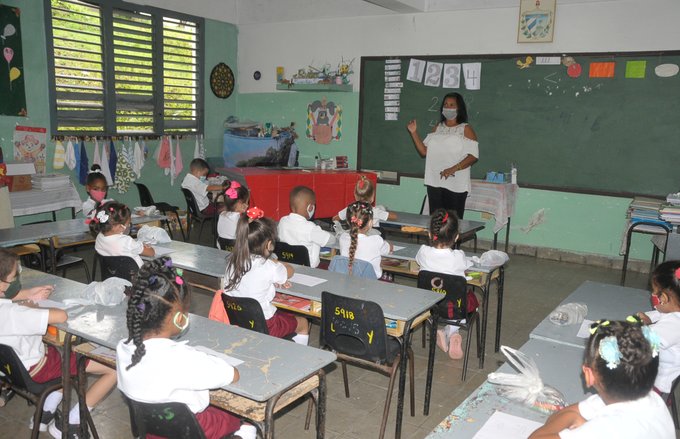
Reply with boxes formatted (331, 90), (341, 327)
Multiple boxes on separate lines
(307, 204), (316, 219)
(442, 108), (458, 121)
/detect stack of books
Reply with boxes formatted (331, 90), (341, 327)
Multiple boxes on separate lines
(628, 197), (670, 227)
(660, 206), (680, 226)
(31, 174), (71, 191)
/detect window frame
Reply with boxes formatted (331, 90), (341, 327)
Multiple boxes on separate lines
(44, 0), (205, 137)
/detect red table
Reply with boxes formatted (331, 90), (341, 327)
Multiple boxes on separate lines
(217, 168), (378, 220)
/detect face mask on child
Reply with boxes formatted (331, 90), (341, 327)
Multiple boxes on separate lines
(90, 189), (106, 203)
(307, 204), (316, 219)
(651, 294), (661, 308)
(199, 176), (207, 183)
(2, 277), (22, 299)
(171, 311), (190, 339)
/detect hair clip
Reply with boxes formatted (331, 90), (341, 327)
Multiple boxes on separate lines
(626, 315), (641, 324)
(175, 268), (183, 276)
(149, 275), (158, 285)
(136, 303), (146, 312)
(163, 259), (173, 268)
(598, 336), (621, 369)
(433, 235), (438, 241)
(350, 216), (363, 227)
(88, 169), (102, 175)
(442, 212), (449, 223)
(175, 275), (184, 285)
(675, 267), (680, 280)
(589, 319), (610, 335)
(358, 177), (366, 189)
(642, 326), (661, 358)
(246, 206), (264, 219)
(95, 210), (109, 223)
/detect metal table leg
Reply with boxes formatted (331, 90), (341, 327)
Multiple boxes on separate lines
(423, 312), (439, 416)
(394, 318), (414, 439)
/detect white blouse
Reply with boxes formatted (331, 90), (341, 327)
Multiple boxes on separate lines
(423, 123), (479, 193)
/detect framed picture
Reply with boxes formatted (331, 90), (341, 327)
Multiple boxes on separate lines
(518, 0), (556, 43)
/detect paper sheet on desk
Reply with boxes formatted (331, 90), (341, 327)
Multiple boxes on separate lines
(392, 245), (405, 252)
(577, 319), (595, 338)
(36, 299), (80, 310)
(152, 246), (175, 257)
(472, 411), (542, 439)
(290, 273), (327, 287)
(193, 345), (244, 367)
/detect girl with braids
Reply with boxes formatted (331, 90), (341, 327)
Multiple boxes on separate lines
(338, 201), (393, 279)
(416, 208), (475, 360)
(117, 257), (256, 439)
(223, 207), (310, 344)
(82, 164), (112, 216)
(529, 319), (674, 439)
(90, 201), (154, 267)
(636, 261), (680, 401)
(333, 175), (397, 229)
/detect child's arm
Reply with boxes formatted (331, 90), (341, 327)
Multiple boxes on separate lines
(387, 211), (398, 220)
(529, 404), (586, 439)
(282, 262), (295, 279)
(48, 308), (68, 324)
(207, 184), (223, 192)
(232, 367), (240, 383)
(140, 243), (155, 257)
(12, 284), (54, 302)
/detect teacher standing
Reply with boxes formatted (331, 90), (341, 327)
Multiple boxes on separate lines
(407, 92), (479, 219)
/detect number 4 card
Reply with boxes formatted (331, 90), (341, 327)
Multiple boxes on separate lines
(463, 62), (482, 90)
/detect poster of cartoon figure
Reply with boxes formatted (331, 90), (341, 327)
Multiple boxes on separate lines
(14, 126), (47, 174)
(306, 98), (342, 145)
(0, 5), (27, 116)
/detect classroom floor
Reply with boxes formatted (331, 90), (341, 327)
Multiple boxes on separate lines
(0, 229), (664, 439)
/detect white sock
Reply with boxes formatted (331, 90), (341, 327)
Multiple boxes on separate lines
(292, 334), (309, 345)
(68, 404), (92, 425)
(43, 391), (63, 414)
(234, 424), (257, 439)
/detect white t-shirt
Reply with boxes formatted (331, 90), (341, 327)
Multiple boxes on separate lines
(0, 299), (49, 369)
(644, 310), (680, 393)
(423, 123), (479, 193)
(339, 232), (390, 278)
(95, 233), (145, 267)
(181, 173), (210, 211)
(415, 245), (472, 276)
(217, 211), (240, 240)
(338, 205), (389, 228)
(278, 213), (335, 268)
(116, 338), (235, 414)
(223, 256), (288, 319)
(82, 197), (114, 217)
(559, 392), (674, 438)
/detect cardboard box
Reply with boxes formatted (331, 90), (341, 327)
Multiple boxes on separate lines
(5, 162), (36, 192)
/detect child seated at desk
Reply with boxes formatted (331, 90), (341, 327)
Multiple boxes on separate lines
(333, 175), (396, 231)
(90, 201), (154, 268)
(0, 258), (53, 303)
(181, 158), (224, 216)
(117, 257), (256, 439)
(529, 319), (674, 439)
(416, 208), (475, 360)
(339, 201), (392, 280)
(82, 165), (113, 216)
(278, 185), (335, 268)
(217, 180), (250, 241)
(0, 249), (117, 439)
(223, 208), (310, 344)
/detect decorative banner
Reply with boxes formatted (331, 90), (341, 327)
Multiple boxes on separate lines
(13, 126), (47, 174)
(306, 98), (342, 144)
(0, 5), (26, 116)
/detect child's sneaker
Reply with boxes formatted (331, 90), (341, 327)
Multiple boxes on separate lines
(48, 411), (90, 439)
(28, 409), (56, 432)
(448, 333), (464, 360)
(0, 387), (15, 407)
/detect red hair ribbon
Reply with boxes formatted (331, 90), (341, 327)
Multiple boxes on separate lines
(246, 206), (264, 220)
(350, 216), (363, 227)
(442, 212), (449, 223)
(225, 181), (242, 199)
(433, 235), (438, 241)
(675, 267), (680, 280)
(358, 177), (367, 189)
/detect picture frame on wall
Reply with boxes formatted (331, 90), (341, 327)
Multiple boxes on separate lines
(517, 0), (556, 43)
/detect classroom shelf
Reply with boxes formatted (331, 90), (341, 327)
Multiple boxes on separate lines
(276, 83), (353, 92)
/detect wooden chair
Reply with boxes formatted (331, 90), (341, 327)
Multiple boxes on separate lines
(274, 241), (311, 267)
(134, 182), (185, 241)
(320, 291), (414, 439)
(122, 394), (206, 439)
(181, 188), (216, 242)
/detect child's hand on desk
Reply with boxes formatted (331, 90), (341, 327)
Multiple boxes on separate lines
(636, 312), (652, 325)
(275, 281), (292, 289)
(25, 285), (54, 301)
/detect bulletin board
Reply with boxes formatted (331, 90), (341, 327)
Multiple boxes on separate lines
(358, 51), (680, 197)
(0, 4), (26, 116)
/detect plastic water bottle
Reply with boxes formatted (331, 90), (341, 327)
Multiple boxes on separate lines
(511, 164), (517, 184)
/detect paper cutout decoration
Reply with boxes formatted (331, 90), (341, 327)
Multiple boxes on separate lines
(625, 61), (646, 79)
(654, 64), (679, 78)
(536, 56), (561, 65)
(406, 58), (426, 83)
(423, 62), (443, 87)
(516, 56), (534, 69)
(306, 98), (342, 144)
(1, 24), (15, 43)
(463, 63), (482, 90)
(0, 5), (26, 116)
(567, 63), (582, 78)
(442, 63), (461, 88)
(13, 126), (47, 174)
(589, 62), (615, 78)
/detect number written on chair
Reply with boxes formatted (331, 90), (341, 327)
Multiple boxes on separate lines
(334, 307), (355, 320)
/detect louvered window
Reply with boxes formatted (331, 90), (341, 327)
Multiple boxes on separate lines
(45, 0), (204, 136)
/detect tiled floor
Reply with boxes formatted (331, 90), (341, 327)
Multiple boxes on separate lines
(0, 230), (660, 438)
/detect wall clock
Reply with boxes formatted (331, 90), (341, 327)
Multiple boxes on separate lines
(210, 63), (234, 98)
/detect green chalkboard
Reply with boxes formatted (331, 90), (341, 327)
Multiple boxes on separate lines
(358, 52), (680, 197)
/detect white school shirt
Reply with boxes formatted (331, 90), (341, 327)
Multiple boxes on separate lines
(217, 211), (240, 240)
(338, 205), (389, 228)
(415, 245), (472, 277)
(644, 310), (680, 393)
(82, 197), (114, 216)
(95, 233), (145, 267)
(339, 232), (390, 278)
(423, 123), (479, 194)
(277, 213), (335, 268)
(181, 173), (210, 211)
(116, 338), (235, 414)
(223, 256), (288, 319)
(0, 299), (49, 369)
(559, 392), (674, 439)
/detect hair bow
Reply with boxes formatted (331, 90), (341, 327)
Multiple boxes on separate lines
(358, 177), (366, 189)
(246, 207), (264, 220)
(96, 210), (109, 223)
(225, 181), (242, 199)
(675, 267), (680, 280)
(442, 212), (449, 223)
(84, 210), (98, 225)
(589, 319), (611, 335)
(350, 216), (363, 227)
(598, 336), (621, 369)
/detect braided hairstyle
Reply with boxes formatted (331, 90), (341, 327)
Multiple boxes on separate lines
(88, 201), (131, 236)
(429, 208), (459, 248)
(353, 175), (375, 203)
(651, 260), (680, 303)
(585, 320), (658, 401)
(223, 214), (278, 291)
(125, 257), (189, 370)
(345, 201), (373, 273)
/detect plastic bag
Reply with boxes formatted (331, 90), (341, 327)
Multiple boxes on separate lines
(487, 346), (566, 414)
(549, 302), (588, 326)
(136, 225), (171, 244)
(63, 277), (131, 306)
(470, 250), (510, 267)
(134, 205), (160, 216)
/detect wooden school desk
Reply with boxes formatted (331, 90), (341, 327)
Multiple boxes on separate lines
(426, 338), (591, 439)
(530, 281), (650, 349)
(151, 240), (229, 291)
(382, 211), (486, 251)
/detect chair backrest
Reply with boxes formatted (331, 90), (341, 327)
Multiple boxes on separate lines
(328, 255), (377, 279)
(217, 237), (236, 252)
(221, 295), (269, 334)
(99, 255), (139, 282)
(665, 233), (680, 261)
(123, 395), (206, 439)
(181, 188), (201, 218)
(417, 270), (468, 320)
(274, 241), (311, 267)
(320, 291), (390, 363)
(134, 182), (155, 207)
(0, 344), (47, 395)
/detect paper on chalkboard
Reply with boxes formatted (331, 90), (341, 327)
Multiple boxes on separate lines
(442, 63), (461, 88)
(385, 107), (400, 113)
(384, 101), (399, 107)
(384, 88), (401, 94)
(385, 59), (401, 64)
(385, 70), (401, 76)
(424, 61), (443, 87)
(385, 76), (402, 82)
(407, 58), (426, 82)
(536, 56), (561, 65)
(463, 63), (482, 90)
(384, 64), (401, 71)
(385, 113), (398, 121)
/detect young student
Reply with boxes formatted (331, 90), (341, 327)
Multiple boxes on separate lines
(338, 201), (392, 279)
(333, 175), (397, 229)
(529, 319), (675, 439)
(636, 260), (680, 401)
(0, 249), (117, 439)
(217, 180), (249, 241)
(278, 185), (335, 268)
(90, 201), (155, 267)
(181, 158), (223, 216)
(223, 207), (310, 344)
(415, 208), (475, 360)
(0, 258), (54, 302)
(117, 257), (256, 439)
(82, 164), (112, 216)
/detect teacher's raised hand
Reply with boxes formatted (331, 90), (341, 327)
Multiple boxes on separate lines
(407, 119), (418, 134)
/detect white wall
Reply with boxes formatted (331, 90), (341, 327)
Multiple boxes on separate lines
(237, 0), (680, 93)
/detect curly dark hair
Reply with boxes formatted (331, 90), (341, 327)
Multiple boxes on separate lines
(651, 260), (680, 303)
(88, 201), (131, 237)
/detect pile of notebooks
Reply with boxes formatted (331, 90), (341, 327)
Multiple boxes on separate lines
(627, 197), (670, 227)
(660, 206), (680, 226)
(31, 174), (71, 191)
